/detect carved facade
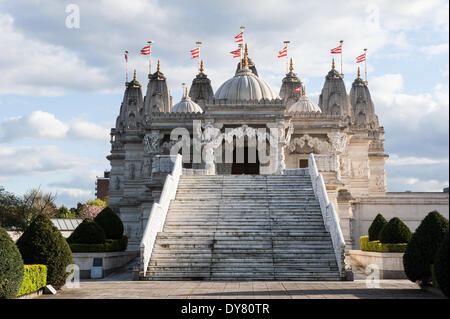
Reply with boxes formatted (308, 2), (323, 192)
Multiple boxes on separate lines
(107, 50), (388, 250)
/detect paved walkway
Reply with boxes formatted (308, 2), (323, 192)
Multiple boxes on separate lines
(39, 279), (441, 299)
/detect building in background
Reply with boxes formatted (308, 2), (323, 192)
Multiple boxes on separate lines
(95, 171), (110, 202)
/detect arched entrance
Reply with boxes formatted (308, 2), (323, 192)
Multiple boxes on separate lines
(231, 146), (260, 174)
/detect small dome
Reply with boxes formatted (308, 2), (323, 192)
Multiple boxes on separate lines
(215, 67), (279, 101)
(171, 96), (203, 113)
(288, 95), (321, 113)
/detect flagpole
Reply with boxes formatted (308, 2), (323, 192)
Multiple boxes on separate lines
(196, 41), (202, 72)
(240, 25), (245, 69)
(147, 41), (153, 75)
(364, 48), (368, 83)
(125, 50), (129, 83)
(284, 40), (290, 74)
(340, 40), (344, 77)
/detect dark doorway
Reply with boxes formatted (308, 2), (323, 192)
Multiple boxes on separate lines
(299, 159), (308, 168)
(231, 146), (260, 174)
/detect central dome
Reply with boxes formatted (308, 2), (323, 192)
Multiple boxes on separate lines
(214, 67), (279, 101)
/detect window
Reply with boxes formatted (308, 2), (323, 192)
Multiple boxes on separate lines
(299, 159), (308, 168)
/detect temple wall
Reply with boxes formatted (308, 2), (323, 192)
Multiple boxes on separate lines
(350, 192), (449, 249)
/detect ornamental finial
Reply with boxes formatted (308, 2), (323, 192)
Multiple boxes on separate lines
(289, 58), (294, 72)
(133, 69), (136, 81)
(243, 43), (249, 67)
(357, 66), (361, 78)
(157, 60), (160, 72)
(200, 60), (204, 73)
(332, 58), (335, 70)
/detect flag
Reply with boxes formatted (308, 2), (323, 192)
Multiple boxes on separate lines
(330, 45), (342, 54)
(235, 32), (243, 43)
(294, 86), (302, 92)
(278, 46), (287, 58)
(124, 51), (129, 62)
(230, 49), (241, 58)
(191, 47), (200, 59)
(356, 52), (366, 63)
(140, 46), (150, 55)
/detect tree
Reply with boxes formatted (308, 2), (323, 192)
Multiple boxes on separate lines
(0, 186), (27, 230)
(403, 211), (449, 286)
(379, 217), (412, 244)
(434, 230), (449, 297)
(23, 188), (58, 218)
(56, 205), (78, 218)
(16, 215), (73, 288)
(94, 207), (124, 239)
(79, 199), (107, 219)
(368, 213), (388, 241)
(0, 226), (24, 298)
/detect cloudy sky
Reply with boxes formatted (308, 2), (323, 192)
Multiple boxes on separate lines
(0, 0), (448, 207)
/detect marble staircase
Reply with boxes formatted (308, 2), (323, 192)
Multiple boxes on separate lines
(143, 174), (342, 281)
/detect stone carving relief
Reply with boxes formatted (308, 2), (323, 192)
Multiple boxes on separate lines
(327, 132), (348, 154)
(376, 175), (386, 192)
(113, 176), (121, 190)
(288, 134), (331, 153)
(128, 163), (136, 179)
(144, 130), (163, 154)
(352, 160), (369, 178)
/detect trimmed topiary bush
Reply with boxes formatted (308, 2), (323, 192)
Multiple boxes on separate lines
(94, 207), (124, 240)
(403, 210), (449, 286)
(434, 230), (448, 296)
(368, 213), (388, 241)
(360, 236), (408, 253)
(17, 265), (47, 297)
(67, 219), (106, 245)
(379, 217), (412, 244)
(0, 226), (24, 299)
(16, 215), (73, 289)
(69, 235), (128, 253)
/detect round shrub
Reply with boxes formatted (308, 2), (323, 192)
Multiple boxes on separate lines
(379, 217), (412, 244)
(434, 230), (449, 296)
(94, 207), (124, 240)
(0, 226), (24, 299)
(16, 215), (73, 289)
(403, 210), (449, 285)
(368, 213), (388, 241)
(67, 219), (106, 244)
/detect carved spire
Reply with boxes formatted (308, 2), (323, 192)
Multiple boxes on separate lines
(357, 66), (361, 78)
(199, 60), (204, 73)
(289, 58), (294, 72)
(332, 58), (335, 70)
(157, 60), (160, 72)
(243, 43), (249, 67)
(133, 69), (136, 81)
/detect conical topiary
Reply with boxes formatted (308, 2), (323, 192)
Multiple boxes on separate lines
(379, 217), (412, 244)
(94, 207), (124, 240)
(368, 213), (388, 241)
(403, 210), (449, 285)
(16, 215), (73, 289)
(67, 219), (106, 244)
(0, 226), (24, 299)
(434, 230), (449, 297)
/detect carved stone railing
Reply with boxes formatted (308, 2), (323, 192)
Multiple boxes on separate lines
(139, 154), (182, 277)
(309, 153), (346, 276)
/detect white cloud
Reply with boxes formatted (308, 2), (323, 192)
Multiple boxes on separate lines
(0, 144), (96, 176)
(389, 176), (449, 192)
(420, 43), (449, 56)
(0, 13), (114, 96)
(0, 111), (110, 143)
(387, 154), (449, 166)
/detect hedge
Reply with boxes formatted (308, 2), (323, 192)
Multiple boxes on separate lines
(403, 210), (449, 285)
(94, 207), (124, 240)
(434, 230), (449, 296)
(0, 226), (24, 299)
(17, 265), (47, 297)
(67, 219), (106, 245)
(69, 236), (128, 253)
(16, 215), (73, 289)
(368, 214), (388, 241)
(360, 236), (408, 253)
(379, 217), (412, 244)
